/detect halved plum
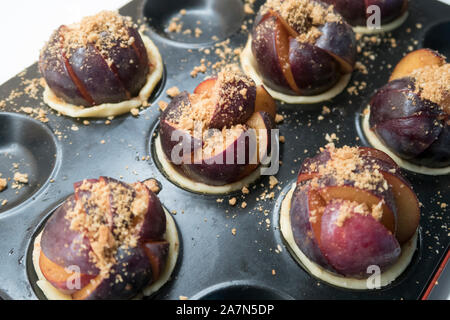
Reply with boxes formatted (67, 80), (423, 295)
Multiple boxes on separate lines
(289, 146), (419, 277)
(251, 1), (355, 96)
(39, 11), (151, 107)
(158, 69), (276, 186)
(38, 177), (170, 300)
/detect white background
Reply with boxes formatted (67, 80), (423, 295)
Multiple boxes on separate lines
(0, 0), (449, 85)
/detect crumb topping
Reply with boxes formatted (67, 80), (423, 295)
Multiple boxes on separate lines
(42, 11), (137, 66)
(166, 67), (254, 152)
(261, 0), (341, 44)
(65, 179), (149, 277)
(309, 144), (388, 193)
(333, 199), (384, 227)
(410, 63), (450, 114)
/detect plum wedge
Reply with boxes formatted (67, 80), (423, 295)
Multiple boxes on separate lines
(39, 11), (150, 107)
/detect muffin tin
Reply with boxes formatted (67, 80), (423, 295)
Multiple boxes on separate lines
(0, 0), (448, 300)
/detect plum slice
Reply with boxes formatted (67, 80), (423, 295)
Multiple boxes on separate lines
(251, 15), (300, 94)
(390, 48), (445, 81)
(319, 200), (401, 277)
(289, 183), (336, 272)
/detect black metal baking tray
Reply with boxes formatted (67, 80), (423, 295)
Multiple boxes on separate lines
(0, 0), (448, 300)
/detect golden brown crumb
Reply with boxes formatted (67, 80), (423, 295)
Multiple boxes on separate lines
(158, 101), (169, 111)
(13, 172), (28, 184)
(229, 197), (237, 206)
(130, 108), (140, 116)
(231, 228), (237, 235)
(166, 86), (181, 98)
(179, 296), (189, 300)
(275, 114), (284, 123)
(241, 201), (247, 209)
(143, 178), (160, 194)
(269, 176), (278, 189)
(0, 178), (7, 192)
(279, 135), (285, 143)
(242, 186), (250, 194)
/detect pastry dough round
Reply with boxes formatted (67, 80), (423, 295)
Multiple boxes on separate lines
(32, 208), (179, 300)
(361, 109), (450, 176)
(43, 33), (163, 118)
(240, 36), (351, 104)
(353, 12), (409, 34)
(154, 135), (262, 194)
(280, 183), (418, 290)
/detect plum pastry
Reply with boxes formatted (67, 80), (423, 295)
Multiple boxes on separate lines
(321, 0), (409, 34)
(155, 67), (277, 194)
(241, 0), (356, 104)
(280, 145), (420, 289)
(362, 49), (450, 175)
(32, 177), (179, 300)
(39, 11), (163, 118)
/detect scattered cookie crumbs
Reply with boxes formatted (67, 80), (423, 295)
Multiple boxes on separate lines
(0, 178), (7, 192)
(13, 172), (28, 184)
(241, 201), (247, 209)
(216, 198), (224, 203)
(179, 296), (189, 300)
(244, 3), (255, 14)
(279, 135), (285, 143)
(242, 186), (250, 194)
(231, 228), (237, 236)
(1, 199), (7, 206)
(71, 125), (79, 131)
(130, 108), (140, 116)
(83, 120), (90, 126)
(229, 197), (237, 206)
(275, 114), (284, 123)
(166, 86), (180, 98)
(269, 176), (278, 189)
(322, 106), (331, 115)
(272, 269), (276, 276)
(158, 101), (169, 111)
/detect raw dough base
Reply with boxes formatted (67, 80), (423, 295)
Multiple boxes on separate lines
(43, 33), (163, 118)
(32, 208), (179, 300)
(353, 12), (409, 34)
(240, 36), (351, 104)
(362, 110), (450, 176)
(279, 183), (418, 290)
(154, 135), (263, 194)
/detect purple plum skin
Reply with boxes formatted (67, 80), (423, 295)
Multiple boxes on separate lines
(159, 91), (273, 186)
(315, 21), (357, 72)
(251, 15), (294, 94)
(289, 183), (337, 272)
(82, 246), (153, 300)
(41, 196), (99, 276)
(322, 0), (407, 26)
(39, 27), (90, 106)
(289, 40), (340, 95)
(40, 178), (170, 300)
(209, 79), (256, 129)
(320, 200), (401, 278)
(39, 25), (150, 107)
(369, 77), (449, 167)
